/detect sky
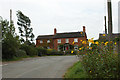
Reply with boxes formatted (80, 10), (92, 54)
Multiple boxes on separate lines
(0, 0), (119, 42)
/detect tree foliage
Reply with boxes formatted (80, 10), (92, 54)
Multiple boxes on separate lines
(0, 17), (20, 60)
(1, 10), (37, 60)
(0, 17), (15, 39)
(16, 10), (34, 43)
(2, 33), (20, 59)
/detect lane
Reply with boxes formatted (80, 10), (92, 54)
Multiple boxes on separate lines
(2, 56), (78, 78)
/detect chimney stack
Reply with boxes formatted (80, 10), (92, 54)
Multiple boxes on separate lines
(83, 26), (85, 32)
(54, 28), (57, 35)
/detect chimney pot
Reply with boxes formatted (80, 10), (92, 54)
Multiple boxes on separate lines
(54, 28), (57, 35)
(83, 26), (85, 32)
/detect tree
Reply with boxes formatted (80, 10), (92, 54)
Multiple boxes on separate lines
(16, 10), (34, 43)
(0, 16), (20, 60)
(0, 16), (15, 39)
(2, 33), (20, 59)
(1, 18), (9, 39)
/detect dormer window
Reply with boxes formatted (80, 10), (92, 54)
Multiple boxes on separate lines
(40, 40), (43, 43)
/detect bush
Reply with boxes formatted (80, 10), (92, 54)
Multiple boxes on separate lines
(65, 50), (77, 55)
(81, 42), (119, 78)
(36, 46), (47, 56)
(20, 44), (38, 56)
(50, 49), (57, 55)
(47, 49), (61, 55)
(15, 49), (27, 58)
(2, 34), (20, 60)
(65, 50), (71, 55)
(29, 46), (38, 56)
(58, 51), (64, 55)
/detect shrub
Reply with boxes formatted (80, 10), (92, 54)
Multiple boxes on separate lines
(50, 49), (58, 55)
(57, 51), (64, 55)
(65, 50), (71, 55)
(20, 44), (38, 56)
(81, 42), (119, 78)
(2, 34), (20, 60)
(46, 49), (52, 55)
(47, 49), (59, 55)
(28, 46), (38, 56)
(36, 46), (47, 56)
(15, 49), (27, 58)
(65, 50), (77, 55)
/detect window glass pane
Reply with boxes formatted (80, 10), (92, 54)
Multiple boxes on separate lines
(66, 39), (69, 43)
(47, 40), (50, 43)
(74, 38), (78, 42)
(40, 40), (43, 43)
(57, 39), (61, 43)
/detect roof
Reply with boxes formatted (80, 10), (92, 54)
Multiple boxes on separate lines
(99, 33), (120, 40)
(54, 32), (85, 39)
(36, 35), (54, 39)
(36, 31), (86, 40)
(112, 33), (120, 38)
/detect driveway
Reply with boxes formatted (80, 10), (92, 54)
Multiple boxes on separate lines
(2, 56), (78, 78)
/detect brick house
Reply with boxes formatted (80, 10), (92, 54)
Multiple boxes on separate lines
(36, 26), (87, 51)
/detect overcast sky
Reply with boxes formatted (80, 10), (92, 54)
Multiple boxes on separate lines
(0, 0), (119, 42)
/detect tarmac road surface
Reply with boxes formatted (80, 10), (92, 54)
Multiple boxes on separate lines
(2, 56), (78, 78)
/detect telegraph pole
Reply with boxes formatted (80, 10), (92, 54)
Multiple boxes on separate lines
(10, 9), (12, 25)
(107, 0), (113, 41)
(104, 16), (107, 34)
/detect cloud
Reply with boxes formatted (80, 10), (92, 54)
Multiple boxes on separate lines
(0, 0), (119, 41)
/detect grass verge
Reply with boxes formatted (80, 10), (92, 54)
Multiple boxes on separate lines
(64, 61), (89, 78)
(2, 55), (39, 62)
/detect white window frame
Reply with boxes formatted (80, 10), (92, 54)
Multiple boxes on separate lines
(47, 40), (50, 43)
(66, 39), (69, 43)
(57, 39), (61, 43)
(74, 38), (78, 42)
(40, 40), (43, 43)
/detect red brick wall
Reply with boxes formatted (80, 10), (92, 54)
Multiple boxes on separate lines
(36, 39), (54, 49)
(53, 37), (87, 50)
(36, 37), (87, 50)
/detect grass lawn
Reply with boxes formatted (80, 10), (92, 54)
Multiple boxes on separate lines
(64, 61), (89, 78)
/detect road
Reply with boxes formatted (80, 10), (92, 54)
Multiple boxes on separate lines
(2, 56), (78, 78)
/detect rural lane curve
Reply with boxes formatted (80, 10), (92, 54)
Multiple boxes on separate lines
(2, 56), (78, 78)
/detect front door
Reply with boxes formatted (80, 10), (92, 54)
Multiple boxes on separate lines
(66, 46), (68, 50)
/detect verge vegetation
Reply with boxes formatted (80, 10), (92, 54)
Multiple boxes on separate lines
(64, 37), (119, 78)
(64, 61), (89, 78)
